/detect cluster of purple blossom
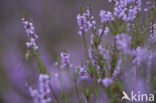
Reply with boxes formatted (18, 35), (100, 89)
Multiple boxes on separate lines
(76, 66), (88, 80)
(115, 33), (132, 54)
(100, 0), (141, 22)
(144, 1), (154, 12)
(149, 23), (156, 42)
(29, 74), (51, 103)
(132, 47), (152, 66)
(60, 52), (72, 69)
(97, 26), (110, 37)
(99, 11), (114, 23)
(97, 78), (113, 88)
(22, 18), (39, 50)
(112, 58), (122, 78)
(98, 45), (110, 60)
(77, 7), (96, 36)
(113, 0), (141, 21)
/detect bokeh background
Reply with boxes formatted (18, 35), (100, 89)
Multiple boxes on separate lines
(0, 0), (111, 103)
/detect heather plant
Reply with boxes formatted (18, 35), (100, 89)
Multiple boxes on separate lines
(22, 0), (156, 103)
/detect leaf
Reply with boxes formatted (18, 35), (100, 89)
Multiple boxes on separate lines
(153, 8), (156, 17)
(82, 80), (87, 96)
(48, 72), (51, 79)
(25, 50), (30, 60)
(22, 10), (28, 18)
(88, 84), (93, 97)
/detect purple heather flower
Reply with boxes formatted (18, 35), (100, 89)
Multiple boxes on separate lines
(54, 73), (59, 80)
(88, 49), (96, 66)
(98, 28), (103, 36)
(77, 66), (88, 80)
(146, 2), (151, 5)
(127, 7), (138, 21)
(100, 10), (114, 23)
(97, 79), (102, 83)
(29, 74), (51, 103)
(77, 13), (88, 36)
(102, 78), (113, 88)
(132, 47), (152, 66)
(86, 10), (96, 30)
(115, 33), (132, 54)
(22, 18), (39, 50)
(39, 74), (50, 94)
(60, 52), (72, 69)
(90, 34), (94, 45)
(86, 8), (96, 30)
(77, 8), (96, 36)
(113, 0), (141, 21)
(149, 24), (156, 42)
(113, 58), (122, 78)
(98, 27), (109, 37)
(144, 8), (148, 12)
(104, 26), (109, 35)
(87, 19), (96, 30)
(98, 45), (110, 60)
(147, 53), (152, 70)
(113, 0), (127, 19)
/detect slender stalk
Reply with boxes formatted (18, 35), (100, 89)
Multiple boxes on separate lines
(34, 53), (60, 103)
(110, 39), (117, 76)
(49, 83), (60, 103)
(74, 77), (81, 103)
(86, 96), (90, 103)
(82, 32), (89, 60)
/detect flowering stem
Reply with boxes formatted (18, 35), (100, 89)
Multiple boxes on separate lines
(82, 32), (89, 60)
(135, 15), (139, 43)
(74, 76), (81, 103)
(110, 39), (117, 76)
(97, 24), (106, 47)
(48, 83), (60, 103)
(146, 1), (153, 30)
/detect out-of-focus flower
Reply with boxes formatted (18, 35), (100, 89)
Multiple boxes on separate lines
(98, 45), (110, 60)
(102, 78), (113, 88)
(100, 10), (114, 23)
(29, 74), (51, 103)
(77, 66), (88, 80)
(97, 79), (102, 83)
(104, 27), (109, 35)
(149, 24), (156, 42)
(60, 52), (72, 69)
(115, 33), (132, 54)
(132, 47), (152, 66)
(88, 49), (96, 66)
(113, 58), (122, 78)
(98, 26), (110, 36)
(127, 7), (138, 21)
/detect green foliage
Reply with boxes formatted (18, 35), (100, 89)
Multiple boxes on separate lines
(153, 8), (156, 17)
(25, 50), (30, 60)
(37, 57), (47, 73)
(109, 81), (123, 103)
(60, 93), (71, 103)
